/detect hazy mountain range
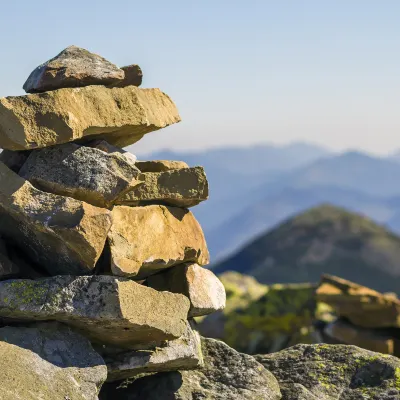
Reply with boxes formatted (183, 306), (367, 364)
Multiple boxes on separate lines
(139, 142), (400, 261)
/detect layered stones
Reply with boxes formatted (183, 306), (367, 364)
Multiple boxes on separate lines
(0, 323), (107, 400)
(108, 205), (209, 279)
(0, 85), (181, 150)
(0, 162), (111, 275)
(19, 142), (140, 208)
(0, 275), (190, 348)
(148, 263), (226, 317)
(135, 159), (189, 172)
(100, 337), (282, 400)
(316, 274), (400, 328)
(23, 45), (125, 93)
(117, 167), (208, 208)
(105, 322), (203, 382)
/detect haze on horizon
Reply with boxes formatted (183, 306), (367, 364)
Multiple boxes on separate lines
(1, 0), (399, 156)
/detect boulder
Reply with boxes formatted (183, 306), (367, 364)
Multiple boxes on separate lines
(255, 343), (400, 400)
(109, 64), (143, 88)
(0, 85), (181, 151)
(324, 318), (395, 354)
(108, 205), (209, 279)
(148, 263), (226, 317)
(117, 167), (208, 208)
(20, 143), (140, 208)
(316, 274), (400, 328)
(135, 160), (189, 172)
(23, 45), (124, 93)
(0, 149), (30, 173)
(99, 337), (281, 400)
(0, 162), (111, 275)
(0, 322), (106, 400)
(0, 275), (190, 348)
(105, 322), (203, 382)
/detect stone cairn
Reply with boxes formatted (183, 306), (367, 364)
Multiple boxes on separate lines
(0, 46), (230, 399)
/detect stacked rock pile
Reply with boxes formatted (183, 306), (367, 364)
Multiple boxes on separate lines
(316, 274), (400, 356)
(0, 46), (228, 399)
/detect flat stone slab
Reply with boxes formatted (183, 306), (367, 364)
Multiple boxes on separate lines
(0, 162), (111, 275)
(23, 45), (124, 93)
(117, 167), (208, 208)
(148, 263), (226, 317)
(20, 142), (140, 208)
(108, 205), (209, 279)
(100, 337), (281, 400)
(135, 160), (189, 172)
(0, 322), (106, 400)
(0, 275), (190, 348)
(106, 322), (203, 382)
(0, 85), (181, 150)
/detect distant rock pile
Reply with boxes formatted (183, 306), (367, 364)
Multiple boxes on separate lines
(317, 274), (400, 357)
(0, 46), (228, 399)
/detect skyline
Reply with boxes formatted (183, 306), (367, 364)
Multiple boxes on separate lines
(1, 1), (400, 155)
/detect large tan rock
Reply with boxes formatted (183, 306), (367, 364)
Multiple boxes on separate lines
(0, 275), (190, 348)
(108, 205), (209, 279)
(0, 323), (107, 400)
(105, 322), (203, 382)
(20, 142), (140, 208)
(135, 160), (189, 172)
(0, 85), (181, 150)
(316, 274), (400, 328)
(117, 167), (208, 208)
(23, 45), (124, 93)
(0, 162), (111, 275)
(148, 263), (226, 317)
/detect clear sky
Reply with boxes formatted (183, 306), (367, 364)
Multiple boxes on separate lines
(1, 1), (399, 155)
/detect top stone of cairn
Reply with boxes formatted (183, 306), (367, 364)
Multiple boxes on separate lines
(23, 45), (125, 93)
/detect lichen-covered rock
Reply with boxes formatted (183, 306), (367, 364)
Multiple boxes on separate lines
(135, 160), (189, 173)
(0, 149), (30, 173)
(109, 64), (143, 88)
(20, 142), (140, 208)
(117, 167), (208, 208)
(0, 85), (181, 150)
(0, 162), (111, 275)
(255, 343), (400, 400)
(0, 322), (107, 400)
(100, 337), (281, 400)
(23, 45), (124, 93)
(0, 275), (190, 348)
(108, 205), (209, 279)
(316, 274), (400, 328)
(105, 322), (203, 382)
(148, 263), (226, 317)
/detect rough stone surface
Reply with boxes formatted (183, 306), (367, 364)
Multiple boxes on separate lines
(316, 274), (400, 328)
(20, 143), (140, 208)
(108, 205), (209, 279)
(255, 343), (400, 400)
(109, 64), (143, 88)
(23, 45), (124, 93)
(0, 85), (181, 150)
(0, 275), (190, 348)
(135, 160), (189, 172)
(88, 140), (137, 166)
(100, 337), (281, 400)
(0, 162), (111, 275)
(0, 322), (107, 400)
(324, 318), (395, 355)
(0, 149), (30, 173)
(105, 322), (203, 382)
(148, 263), (226, 317)
(117, 167), (208, 208)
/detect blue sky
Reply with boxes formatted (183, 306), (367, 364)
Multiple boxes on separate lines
(1, 1), (400, 155)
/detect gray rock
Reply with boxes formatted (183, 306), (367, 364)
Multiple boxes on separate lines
(0, 322), (107, 400)
(117, 167), (209, 208)
(106, 322), (203, 382)
(255, 343), (400, 400)
(20, 143), (140, 208)
(99, 337), (282, 399)
(0, 275), (190, 349)
(87, 140), (137, 166)
(23, 45), (124, 93)
(109, 64), (143, 88)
